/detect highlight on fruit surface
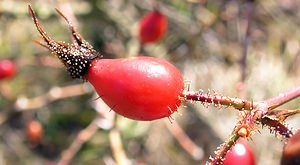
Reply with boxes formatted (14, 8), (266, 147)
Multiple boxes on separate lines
(28, 5), (184, 121)
(138, 10), (167, 43)
(0, 59), (16, 80)
(222, 139), (255, 165)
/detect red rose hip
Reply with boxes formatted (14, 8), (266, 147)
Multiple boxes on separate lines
(139, 10), (167, 43)
(223, 140), (255, 165)
(281, 131), (300, 165)
(26, 120), (43, 144)
(0, 59), (16, 80)
(86, 57), (183, 120)
(29, 5), (183, 121)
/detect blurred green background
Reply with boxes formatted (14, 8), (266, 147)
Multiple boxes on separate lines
(1, 0), (300, 164)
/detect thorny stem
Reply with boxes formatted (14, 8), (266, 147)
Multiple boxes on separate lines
(184, 86), (300, 164)
(183, 85), (300, 114)
(182, 91), (257, 111)
(261, 117), (293, 139)
(265, 86), (300, 110)
(210, 111), (258, 164)
(210, 134), (240, 165)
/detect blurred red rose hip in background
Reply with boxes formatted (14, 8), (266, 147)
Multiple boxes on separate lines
(139, 10), (167, 43)
(0, 59), (16, 80)
(26, 120), (43, 144)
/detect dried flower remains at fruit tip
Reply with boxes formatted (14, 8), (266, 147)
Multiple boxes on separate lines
(28, 5), (101, 79)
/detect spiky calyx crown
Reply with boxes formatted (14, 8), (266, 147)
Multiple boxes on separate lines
(28, 5), (101, 79)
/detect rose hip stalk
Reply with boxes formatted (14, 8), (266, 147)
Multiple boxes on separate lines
(28, 5), (184, 121)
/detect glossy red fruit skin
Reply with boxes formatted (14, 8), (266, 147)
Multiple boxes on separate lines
(0, 60), (16, 80)
(86, 56), (183, 121)
(281, 131), (300, 165)
(223, 140), (255, 165)
(139, 11), (167, 43)
(28, 6), (182, 120)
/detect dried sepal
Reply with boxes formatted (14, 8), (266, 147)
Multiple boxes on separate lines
(266, 109), (300, 121)
(28, 5), (101, 79)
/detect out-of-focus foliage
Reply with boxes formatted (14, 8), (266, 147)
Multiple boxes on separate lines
(0, 0), (300, 164)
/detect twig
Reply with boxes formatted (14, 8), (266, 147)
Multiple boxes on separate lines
(91, 97), (128, 165)
(184, 85), (300, 114)
(109, 127), (130, 165)
(265, 86), (300, 110)
(164, 120), (204, 160)
(14, 84), (91, 111)
(209, 134), (240, 165)
(185, 85), (300, 164)
(57, 118), (99, 165)
(239, 0), (255, 83)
